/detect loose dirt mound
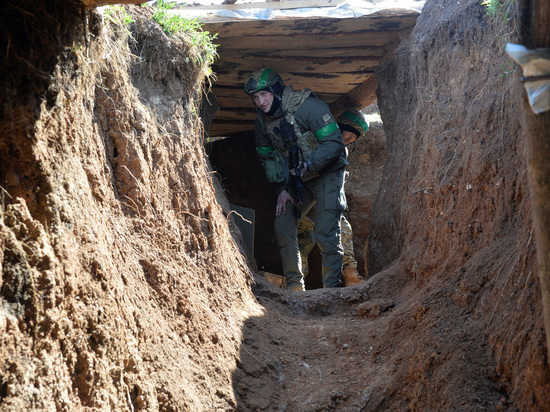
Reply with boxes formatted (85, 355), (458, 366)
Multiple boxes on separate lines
(1, 0), (549, 411)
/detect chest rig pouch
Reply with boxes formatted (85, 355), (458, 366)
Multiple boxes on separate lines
(262, 87), (320, 182)
(264, 149), (286, 184)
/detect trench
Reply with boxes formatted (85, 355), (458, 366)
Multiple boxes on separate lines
(2, 1), (549, 409)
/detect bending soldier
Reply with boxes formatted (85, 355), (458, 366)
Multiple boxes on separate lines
(245, 68), (347, 291)
(298, 109), (370, 286)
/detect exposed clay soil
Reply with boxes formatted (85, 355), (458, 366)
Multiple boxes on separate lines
(1, 0), (550, 411)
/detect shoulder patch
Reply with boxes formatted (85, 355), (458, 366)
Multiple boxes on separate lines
(322, 113), (332, 125)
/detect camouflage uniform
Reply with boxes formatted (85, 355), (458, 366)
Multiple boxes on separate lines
(298, 109), (369, 285)
(249, 71), (348, 290)
(298, 207), (357, 276)
(341, 212), (357, 269)
(297, 215), (316, 277)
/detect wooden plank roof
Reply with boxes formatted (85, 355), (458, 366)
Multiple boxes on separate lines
(193, 2), (423, 137)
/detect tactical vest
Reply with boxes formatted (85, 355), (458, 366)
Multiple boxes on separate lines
(261, 86), (319, 160)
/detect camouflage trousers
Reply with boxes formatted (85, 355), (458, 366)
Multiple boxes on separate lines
(298, 212), (357, 277)
(274, 168), (346, 289)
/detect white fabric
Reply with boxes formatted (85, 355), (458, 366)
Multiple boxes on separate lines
(169, 0), (425, 22)
(506, 43), (550, 114)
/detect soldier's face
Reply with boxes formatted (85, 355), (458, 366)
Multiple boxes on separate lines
(252, 90), (274, 113)
(342, 130), (358, 145)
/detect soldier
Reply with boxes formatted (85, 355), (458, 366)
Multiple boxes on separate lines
(245, 68), (347, 291)
(298, 109), (369, 286)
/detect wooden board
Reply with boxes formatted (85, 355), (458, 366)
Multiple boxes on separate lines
(213, 55), (381, 75)
(203, 13), (419, 36)
(216, 45), (386, 59)
(215, 31), (402, 50)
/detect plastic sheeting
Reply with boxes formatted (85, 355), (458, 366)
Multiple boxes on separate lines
(172, 0), (425, 22)
(506, 43), (550, 115)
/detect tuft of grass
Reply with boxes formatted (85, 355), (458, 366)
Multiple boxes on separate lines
(104, 5), (135, 34)
(149, 0), (218, 66)
(481, 0), (515, 22)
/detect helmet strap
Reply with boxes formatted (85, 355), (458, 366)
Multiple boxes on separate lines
(267, 96), (280, 115)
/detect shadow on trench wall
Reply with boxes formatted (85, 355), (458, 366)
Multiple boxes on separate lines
(206, 131), (325, 289)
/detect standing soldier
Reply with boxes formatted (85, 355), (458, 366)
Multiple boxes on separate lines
(337, 109), (370, 285)
(244, 68), (347, 291)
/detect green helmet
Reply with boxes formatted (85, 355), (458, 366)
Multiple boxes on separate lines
(337, 109), (369, 139)
(244, 68), (284, 97)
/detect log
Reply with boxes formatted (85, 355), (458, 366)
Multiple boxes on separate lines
(201, 13), (419, 36)
(329, 74), (378, 117)
(518, 0), (550, 371)
(83, 0), (141, 8)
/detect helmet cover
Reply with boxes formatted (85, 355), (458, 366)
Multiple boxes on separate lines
(244, 68), (284, 97)
(337, 109), (369, 139)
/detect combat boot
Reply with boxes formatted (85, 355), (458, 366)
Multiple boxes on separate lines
(286, 284), (305, 292)
(342, 267), (365, 287)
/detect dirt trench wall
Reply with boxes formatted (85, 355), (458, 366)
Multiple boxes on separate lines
(370, 0), (550, 408)
(0, 4), (257, 410)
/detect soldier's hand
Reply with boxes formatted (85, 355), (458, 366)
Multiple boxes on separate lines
(276, 190), (293, 216)
(300, 161), (308, 177)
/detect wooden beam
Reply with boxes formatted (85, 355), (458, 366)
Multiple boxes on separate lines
(235, 46), (386, 59)
(214, 71), (372, 91)
(215, 30), (403, 50)
(208, 122), (255, 136)
(83, 0), (141, 8)
(213, 56), (379, 76)
(328, 74), (378, 117)
(212, 88), (340, 107)
(518, 0), (550, 372)
(213, 108), (257, 121)
(201, 13), (420, 36)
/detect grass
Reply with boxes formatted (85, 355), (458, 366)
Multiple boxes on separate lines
(481, 0), (515, 22)
(149, 0), (218, 66)
(480, 0), (518, 80)
(104, 5), (135, 34)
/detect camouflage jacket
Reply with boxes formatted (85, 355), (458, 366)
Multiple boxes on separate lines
(255, 86), (347, 195)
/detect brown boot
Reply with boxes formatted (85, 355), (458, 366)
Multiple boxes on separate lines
(342, 267), (365, 287)
(286, 283), (305, 292)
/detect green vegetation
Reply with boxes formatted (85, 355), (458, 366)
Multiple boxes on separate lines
(499, 60), (517, 79)
(149, 0), (218, 66)
(104, 5), (135, 33)
(480, 0), (518, 79)
(481, 0), (515, 22)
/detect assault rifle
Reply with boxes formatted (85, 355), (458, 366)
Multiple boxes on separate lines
(280, 117), (304, 219)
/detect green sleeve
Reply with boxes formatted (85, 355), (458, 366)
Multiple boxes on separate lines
(294, 97), (347, 173)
